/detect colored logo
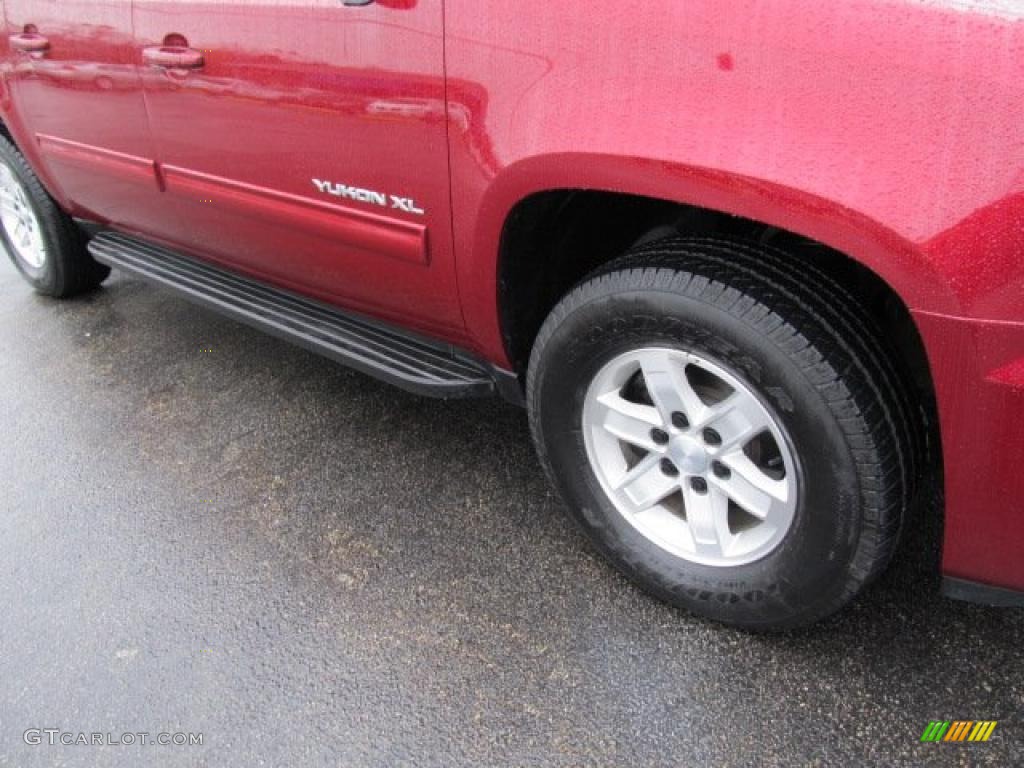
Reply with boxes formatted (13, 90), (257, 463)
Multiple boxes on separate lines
(921, 721), (997, 742)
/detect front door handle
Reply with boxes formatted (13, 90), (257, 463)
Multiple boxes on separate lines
(142, 45), (204, 70)
(343, 0), (374, 6)
(9, 33), (50, 54)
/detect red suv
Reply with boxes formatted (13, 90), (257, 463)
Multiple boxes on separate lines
(1, 0), (1021, 629)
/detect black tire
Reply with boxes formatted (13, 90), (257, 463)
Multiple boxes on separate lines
(527, 236), (920, 630)
(0, 133), (109, 297)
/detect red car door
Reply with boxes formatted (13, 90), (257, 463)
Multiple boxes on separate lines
(132, 1), (463, 337)
(1, 0), (168, 232)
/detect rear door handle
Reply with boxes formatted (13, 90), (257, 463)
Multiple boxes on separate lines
(9, 33), (50, 53)
(142, 45), (204, 70)
(343, 0), (374, 6)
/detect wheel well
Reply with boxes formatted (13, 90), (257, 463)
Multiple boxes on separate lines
(498, 189), (939, 450)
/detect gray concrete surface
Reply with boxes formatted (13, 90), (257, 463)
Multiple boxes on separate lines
(0, 257), (1021, 768)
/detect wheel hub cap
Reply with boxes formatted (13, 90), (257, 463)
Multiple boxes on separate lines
(668, 435), (709, 475)
(582, 347), (799, 567)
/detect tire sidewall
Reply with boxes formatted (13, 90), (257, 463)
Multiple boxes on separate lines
(531, 285), (864, 628)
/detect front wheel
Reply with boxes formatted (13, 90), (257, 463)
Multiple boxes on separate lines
(527, 236), (919, 630)
(0, 133), (109, 297)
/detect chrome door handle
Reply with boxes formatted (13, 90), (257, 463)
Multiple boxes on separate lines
(142, 45), (204, 70)
(9, 33), (49, 53)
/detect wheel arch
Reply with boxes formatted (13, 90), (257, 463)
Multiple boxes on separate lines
(466, 151), (945, 478)
(471, 153), (948, 363)
(0, 109), (73, 211)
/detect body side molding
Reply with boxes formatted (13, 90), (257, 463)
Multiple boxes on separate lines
(161, 165), (429, 265)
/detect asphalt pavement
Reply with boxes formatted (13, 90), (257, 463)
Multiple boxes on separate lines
(1, 256), (1021, 767)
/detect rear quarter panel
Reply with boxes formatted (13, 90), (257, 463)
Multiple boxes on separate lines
(446, 0), (1024, 591)
(446, 0), (1024, 359)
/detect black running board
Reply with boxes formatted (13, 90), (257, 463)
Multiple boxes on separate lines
(89, 231), (504, 400)
(942, 577), (1024, 608)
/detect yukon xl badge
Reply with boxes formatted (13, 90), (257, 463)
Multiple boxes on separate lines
(312, 179), (425, 216)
